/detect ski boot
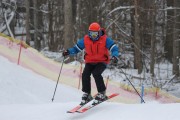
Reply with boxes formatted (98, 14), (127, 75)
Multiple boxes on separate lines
(80, 93), (93, 105)
(92, 92), (108, 105)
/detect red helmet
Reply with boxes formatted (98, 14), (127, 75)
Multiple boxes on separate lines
(88, 22), (101, 41)
(88, 22), (101, 31)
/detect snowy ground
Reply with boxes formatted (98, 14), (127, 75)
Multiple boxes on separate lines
(0, 55), (180, 120)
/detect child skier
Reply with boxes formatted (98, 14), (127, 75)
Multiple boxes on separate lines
(63, 22), (119, 105)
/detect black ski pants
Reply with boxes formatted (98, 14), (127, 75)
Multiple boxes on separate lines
(82, 63), (106, 94)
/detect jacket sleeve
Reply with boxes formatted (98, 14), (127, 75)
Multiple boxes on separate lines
(106, 37), (120, 57)
(67, 38), (85, 55)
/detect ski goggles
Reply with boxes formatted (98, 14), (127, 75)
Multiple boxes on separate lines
(89, 31), (99, 38)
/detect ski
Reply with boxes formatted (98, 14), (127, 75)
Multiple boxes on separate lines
(67, 105), (83, 113)
(67, 98), (94, 113)
(77, 93), (119, 113)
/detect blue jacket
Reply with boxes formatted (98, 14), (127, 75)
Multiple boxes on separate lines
(68, 36), (119, 59)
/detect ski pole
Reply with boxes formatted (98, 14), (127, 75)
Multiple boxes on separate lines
(52, 57), (65, 102)
(119, 67), (145, 103)
(119, 59), (145, 103)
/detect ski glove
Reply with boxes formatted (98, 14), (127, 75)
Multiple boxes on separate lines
(63, 50), (70, 57)
(111, 56), (118, 64)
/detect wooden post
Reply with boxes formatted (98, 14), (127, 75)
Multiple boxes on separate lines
(17, 41), (22, 65)
(78, 62), (83, 89)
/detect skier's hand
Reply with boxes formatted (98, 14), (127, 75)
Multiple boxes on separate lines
(111, 56), (118, 64)
(62, 50), (70, 57)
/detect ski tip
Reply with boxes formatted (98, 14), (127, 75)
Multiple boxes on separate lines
(108, 93), (119, 98)
(108, 93), (119, 99)
(67, 111), (74, 113)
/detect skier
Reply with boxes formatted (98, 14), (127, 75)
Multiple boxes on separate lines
(63, 22), (119, 105)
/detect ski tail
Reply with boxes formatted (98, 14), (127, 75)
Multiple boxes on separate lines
(108, 93), (119, 98)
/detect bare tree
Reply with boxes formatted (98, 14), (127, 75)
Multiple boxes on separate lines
(165, 0), (174, 61)
(134, 0), (142, 74)
(64, 0), (73, 50)
(47, 0), (64, 51)
(48, 0), (54, 51)
(25, 0), (30, 45)
(150, 1), (156, 77)
(33, 0), (38, 49)
(173, 0), (180, 77)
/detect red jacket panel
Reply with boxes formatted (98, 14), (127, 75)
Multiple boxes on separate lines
(84, 35), (110, 64)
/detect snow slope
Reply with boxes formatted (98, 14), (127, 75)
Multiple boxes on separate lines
(0, 55), (180, 120)
(1, 35), (179, 104)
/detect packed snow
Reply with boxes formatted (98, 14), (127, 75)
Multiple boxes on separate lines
(0, 55), (180, 120)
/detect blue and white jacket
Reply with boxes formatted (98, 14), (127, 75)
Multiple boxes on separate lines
(68, 29), (119, 61)
(68, 37), (119, 56)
